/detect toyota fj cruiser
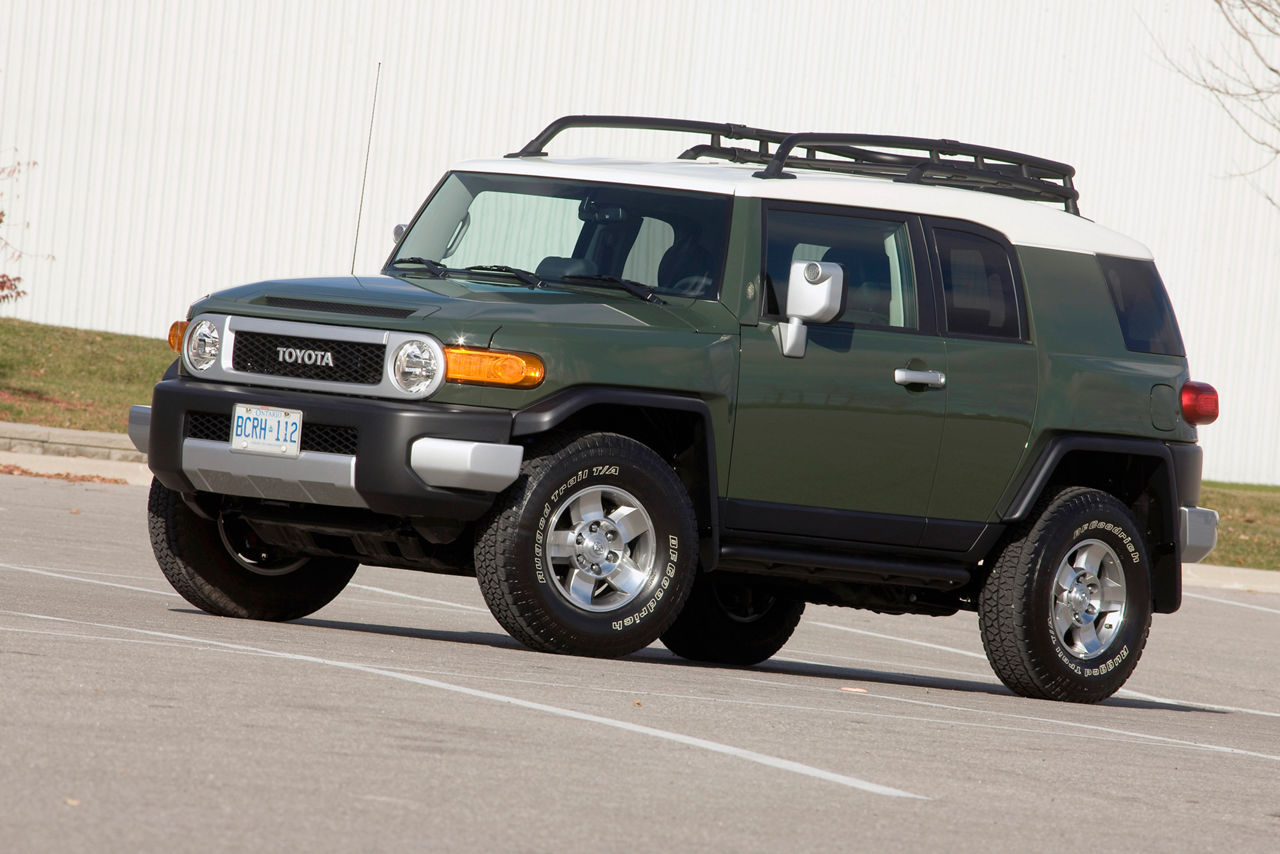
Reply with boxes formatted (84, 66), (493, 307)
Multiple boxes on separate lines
(132, 116), (1220, 703)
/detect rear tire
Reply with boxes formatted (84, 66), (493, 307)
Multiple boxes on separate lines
(978, 486), (1152, 703)
(148, 478), (357, 621)
(661, 574), (804, 665)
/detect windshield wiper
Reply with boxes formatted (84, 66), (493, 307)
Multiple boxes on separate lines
(560, 274), (666, 305)
(388, 256), (450, 277)
(464, 265), (543, 289)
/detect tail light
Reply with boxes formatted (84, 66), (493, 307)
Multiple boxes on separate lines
(1180, 381), (1218, 425)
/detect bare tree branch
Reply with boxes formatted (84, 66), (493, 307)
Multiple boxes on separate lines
(1158, 2), (1280, 208)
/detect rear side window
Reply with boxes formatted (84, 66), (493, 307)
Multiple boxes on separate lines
(935, 229), (1023, 340)
(1097, 255), (1185, 356)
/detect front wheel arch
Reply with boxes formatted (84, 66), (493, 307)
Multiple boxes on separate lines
(512, 389), (723, 571)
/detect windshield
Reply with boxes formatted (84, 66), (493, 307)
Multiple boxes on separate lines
(389, 172), (733, 300)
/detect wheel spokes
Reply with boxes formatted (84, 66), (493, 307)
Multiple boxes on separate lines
(605, 557), (648, 597)
(1072, 622), (1104, 658)
(608, 505), (649, 545)
(1051, 537), (1130, 661)
(547, 530), (576, 560)
(567, 569), (599, 608)
(1072, 541), (1107, 576)
(1098, 574), (1126, 616)
(1054, 598), (1078, 639)
(569, 490), (605, 524)
(546, 484), (658, 613)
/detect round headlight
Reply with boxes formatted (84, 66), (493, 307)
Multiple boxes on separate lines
(391, 339), (441, 395)
(186, 320), (220, 371)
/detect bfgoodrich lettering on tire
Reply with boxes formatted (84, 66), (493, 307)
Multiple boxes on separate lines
(978, 486), (1152, 703)
(474, 432), (698, 658)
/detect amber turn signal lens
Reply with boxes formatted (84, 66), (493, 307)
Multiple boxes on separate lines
(167, 320), (188, 353)
(444, 347), (544, 388)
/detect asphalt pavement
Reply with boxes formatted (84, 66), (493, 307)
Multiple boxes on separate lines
(2, 472), (1278, 852)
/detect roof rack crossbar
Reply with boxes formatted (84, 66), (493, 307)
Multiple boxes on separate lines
(506, 116), (1081, 215)
(752, 132), (1079, 214)
(506, 115), (791, 159)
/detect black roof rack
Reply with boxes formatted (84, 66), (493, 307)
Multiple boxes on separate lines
(507, 115), (1080, 215)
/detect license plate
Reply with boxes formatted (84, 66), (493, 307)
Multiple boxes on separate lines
(229, 404), (302, 458)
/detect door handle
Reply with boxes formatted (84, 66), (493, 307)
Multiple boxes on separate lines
(894, 368), (946, 389)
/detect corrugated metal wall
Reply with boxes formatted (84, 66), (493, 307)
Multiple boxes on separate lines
(2, 0), (1276, 483)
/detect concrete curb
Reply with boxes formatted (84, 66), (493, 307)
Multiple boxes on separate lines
(0, 449), (152, 486)
(1183, 563), (1280, 595)
(0, 421), (146, 463)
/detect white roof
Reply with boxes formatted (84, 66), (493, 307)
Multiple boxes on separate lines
(454, 156), (1154, 260)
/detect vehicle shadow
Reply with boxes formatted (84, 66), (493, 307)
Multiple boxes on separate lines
(172, 608), (1220, 714)
(297, 615), (522, 651)
(170, 607), (522, 652)
(628, 647), (1219, 713)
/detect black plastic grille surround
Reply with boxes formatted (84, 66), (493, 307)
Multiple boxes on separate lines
(186, 412), (359, 456)
(231, 331), (384, 384)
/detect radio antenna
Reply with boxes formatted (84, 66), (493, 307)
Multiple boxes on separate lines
(351, 61), (382, 274)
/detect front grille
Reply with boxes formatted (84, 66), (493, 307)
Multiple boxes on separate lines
(186, 412), (359, 456)
(302, 423), (360, 456)
(232, 331), (384, 385)
(187, 411), (231, 442)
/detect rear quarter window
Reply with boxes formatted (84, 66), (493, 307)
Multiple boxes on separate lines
(1097, 255), (1185, 357)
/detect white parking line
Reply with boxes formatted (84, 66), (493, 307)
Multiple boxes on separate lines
(14, 560), (1274, 724)
(1184, 591), (1280, 616)
(7, 612), (1267, 771)
(0, 609), (927, 800)
(8, 565), (163, 582)
(785, 648), (992, 681)
(809, 621), (987, 659)
(838, 689), (1280, 763)
(347, 583), (489, 613)
(0, 562), (179, 597)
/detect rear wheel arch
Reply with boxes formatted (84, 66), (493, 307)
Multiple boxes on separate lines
(1002, 436), (1181, 613)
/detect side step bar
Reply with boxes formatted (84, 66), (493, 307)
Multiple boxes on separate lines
(718, 543), (971, 590)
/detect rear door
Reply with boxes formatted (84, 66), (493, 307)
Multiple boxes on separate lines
(922, 221), (1038, 544)
(726, 204), (946, 548)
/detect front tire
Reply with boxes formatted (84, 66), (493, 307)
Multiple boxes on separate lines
(661, 574), (805, 665)
(978, 486), (1152, 703)
(474, 432), (698, 658)
(148, 479), (357, 621)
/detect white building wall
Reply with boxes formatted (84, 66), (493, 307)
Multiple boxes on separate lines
(1, 0), (1276, 483)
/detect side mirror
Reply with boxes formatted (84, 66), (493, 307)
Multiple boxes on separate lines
(774, 261), (845, 357)
(393, 224), (407, 243)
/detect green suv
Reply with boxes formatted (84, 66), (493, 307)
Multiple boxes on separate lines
(131, 116), (1219, 703)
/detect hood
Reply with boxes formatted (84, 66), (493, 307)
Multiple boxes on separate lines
(193, 274), (707, 341)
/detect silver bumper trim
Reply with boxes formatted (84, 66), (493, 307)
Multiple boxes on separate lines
(128, 405), (152, 454)
(181, 439), (365, 507)
(176, 434), (521, 508)
(1180, 506), (1219, 564)
(409, 437), (524, 492)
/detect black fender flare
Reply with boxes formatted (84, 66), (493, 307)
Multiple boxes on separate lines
(512, 387), (721, 570)
(1003, 434), (1182, 613)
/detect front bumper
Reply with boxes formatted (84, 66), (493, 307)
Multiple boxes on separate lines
(135, 376), (523, 520)
(1179, 506), (1219, 564)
